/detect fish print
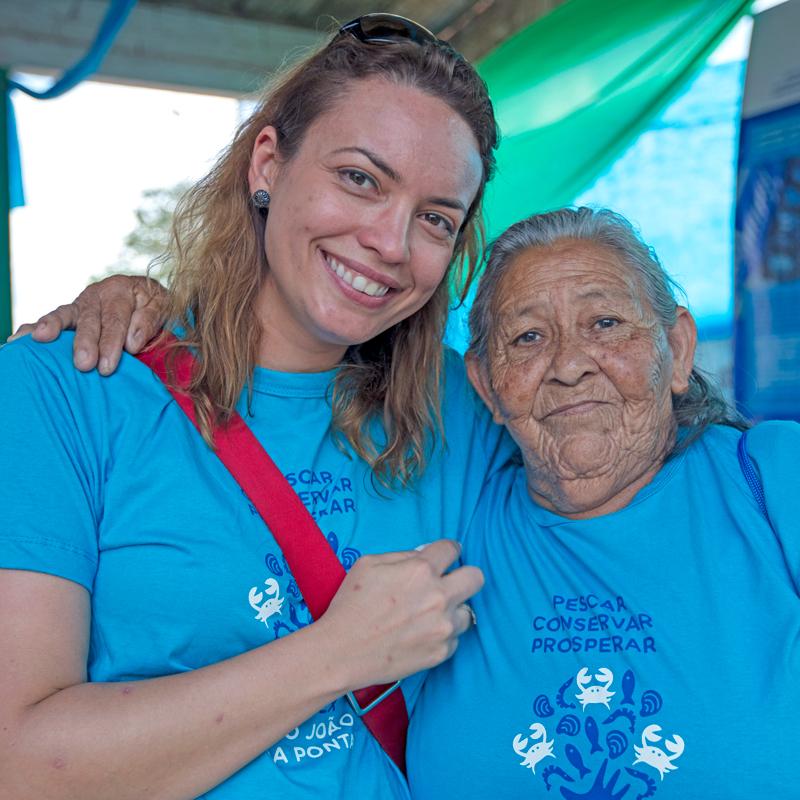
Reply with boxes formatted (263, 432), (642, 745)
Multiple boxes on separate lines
(585, 715), (603, 754)
(621, 669), (636, 705)
(564, 743), (591, 779)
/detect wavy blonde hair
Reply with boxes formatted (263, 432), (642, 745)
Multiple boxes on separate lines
(157, 31), (498, 487)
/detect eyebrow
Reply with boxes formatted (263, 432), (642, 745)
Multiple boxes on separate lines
(331, 146), (468, 215)
(502, 303), (541, 319)
(575, 288), (628, 302)
(332, 147), (400, 182)
(499, 287), (633, 320)
(428, 196), (468, 213)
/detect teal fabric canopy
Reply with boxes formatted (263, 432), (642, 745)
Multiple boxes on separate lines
(478, 0), (752, 237)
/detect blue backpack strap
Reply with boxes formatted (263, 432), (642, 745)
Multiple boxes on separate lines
(737, 431), (771, 524)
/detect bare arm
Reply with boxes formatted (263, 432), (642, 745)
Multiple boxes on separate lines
(0, 542), (480, 800)
(8, 275), (167, 375)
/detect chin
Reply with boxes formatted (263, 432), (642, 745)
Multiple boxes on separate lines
(545, 431), (619, 479)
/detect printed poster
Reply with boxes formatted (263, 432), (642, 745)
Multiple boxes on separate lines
(734, 0), (800, 419)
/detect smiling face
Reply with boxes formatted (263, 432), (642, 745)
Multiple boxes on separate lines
(467, 240), (696, 517)
(248, 77), (483, 371)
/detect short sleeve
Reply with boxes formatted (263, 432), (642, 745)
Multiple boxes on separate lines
(745, 420), (800, 590)
(439, 349), (518, 538)
(0, 337), (101, 591)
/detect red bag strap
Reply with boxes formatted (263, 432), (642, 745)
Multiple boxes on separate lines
(137, 336), (408, 774)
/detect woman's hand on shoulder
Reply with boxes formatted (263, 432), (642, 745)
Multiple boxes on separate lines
(318, 539), (484, 690)
(7, 275), (168, 375)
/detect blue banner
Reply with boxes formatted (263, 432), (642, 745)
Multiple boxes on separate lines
(733, 2), (800, 420)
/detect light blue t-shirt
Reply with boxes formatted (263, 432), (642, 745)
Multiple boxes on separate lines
(408, 423), (800, 800)
(0, 332), (511, 800)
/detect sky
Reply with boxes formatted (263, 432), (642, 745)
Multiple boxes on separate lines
(7, 0), (788, 329)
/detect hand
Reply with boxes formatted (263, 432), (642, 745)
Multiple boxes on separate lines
(8, 275), (168, 375)
(320, 539), (484, 690)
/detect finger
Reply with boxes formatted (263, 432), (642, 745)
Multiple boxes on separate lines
(89, 277), (147, 374)
(71, 303), (102, 372)
(442, 564), (484, 606)
(440, 636), (459, 665)
(96, 302), (132, 375)
(126, 277), (167, 353)
(415, 538), (461, 575)
(29, 304), (79, 342)
(125, 302), (165, 353)
(7, 322), (36, 342)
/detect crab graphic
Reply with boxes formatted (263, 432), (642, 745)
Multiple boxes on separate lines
(575, 667), (615, 711)
(248, 578), (285, 624)
(512, 723), (555, 774)
(632, 724), (685, 780)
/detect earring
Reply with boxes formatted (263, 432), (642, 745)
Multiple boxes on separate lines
(252, 189), (271, 210)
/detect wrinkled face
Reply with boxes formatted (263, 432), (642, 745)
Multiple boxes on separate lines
(471, 241), (692, 496)
(249, 77), (483, 367)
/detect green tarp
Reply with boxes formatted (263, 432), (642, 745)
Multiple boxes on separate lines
(479, 0), (752, 237)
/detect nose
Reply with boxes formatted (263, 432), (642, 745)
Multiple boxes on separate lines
(356, 204), (411, 265)
(544, 331), (598, 386)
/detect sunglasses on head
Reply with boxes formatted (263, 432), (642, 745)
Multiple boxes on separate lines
(338, 13), (439, 46)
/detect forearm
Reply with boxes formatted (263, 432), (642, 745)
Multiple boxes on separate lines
(1, 620), (348, 800)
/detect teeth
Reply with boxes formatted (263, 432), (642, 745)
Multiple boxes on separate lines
(325, 254), (391, 298)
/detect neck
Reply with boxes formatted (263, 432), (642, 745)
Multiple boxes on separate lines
(525, 426), (675, 520)
(254, 284), (347, 373)
(527, 461), (663, 519)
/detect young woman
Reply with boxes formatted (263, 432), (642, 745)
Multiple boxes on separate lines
(0, 16), (512, 800)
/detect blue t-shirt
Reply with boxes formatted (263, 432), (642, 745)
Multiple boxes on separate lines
(0, 332), (512, 800)
(408, 423), (800, 800)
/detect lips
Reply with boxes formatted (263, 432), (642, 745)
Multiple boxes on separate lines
(545, 400), (607, 418)
(322, 252), (393, 298)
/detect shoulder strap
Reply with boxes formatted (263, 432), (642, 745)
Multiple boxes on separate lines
(737, 431), (771, 526)
(137, 336), (408, 774)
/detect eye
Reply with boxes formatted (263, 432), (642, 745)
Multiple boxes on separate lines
(339, 169), (377, 190)
(595, 317), (620, 330)
(420, 212), (456, 238)
(514, 330), (542, 345)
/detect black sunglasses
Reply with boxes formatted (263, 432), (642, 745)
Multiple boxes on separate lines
(338, 13), (439, 46)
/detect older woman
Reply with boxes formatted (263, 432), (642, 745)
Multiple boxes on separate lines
(0, 15), (512, 800)
(407, 207), (800, 799)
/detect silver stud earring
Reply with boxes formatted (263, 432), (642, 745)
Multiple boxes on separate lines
(252, 189), (271, 210)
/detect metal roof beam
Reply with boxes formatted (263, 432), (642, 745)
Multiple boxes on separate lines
(1, 0), (323, 96)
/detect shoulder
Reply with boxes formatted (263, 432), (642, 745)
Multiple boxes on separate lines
(0, 333), (90, 413)
(694, 420), (800, 456)
(696, 420), (800, 483)
(1, 332), (169, 407)
(743, 420), (800, 459)
(1, 331), (75, 377)
(440, 346), (481, 421)
(682, 424), (750, 477)
(0, 333), (177, 460)
(740, 421), (800, 499)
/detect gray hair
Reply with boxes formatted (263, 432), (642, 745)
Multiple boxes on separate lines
(468, 207), (748, 449)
